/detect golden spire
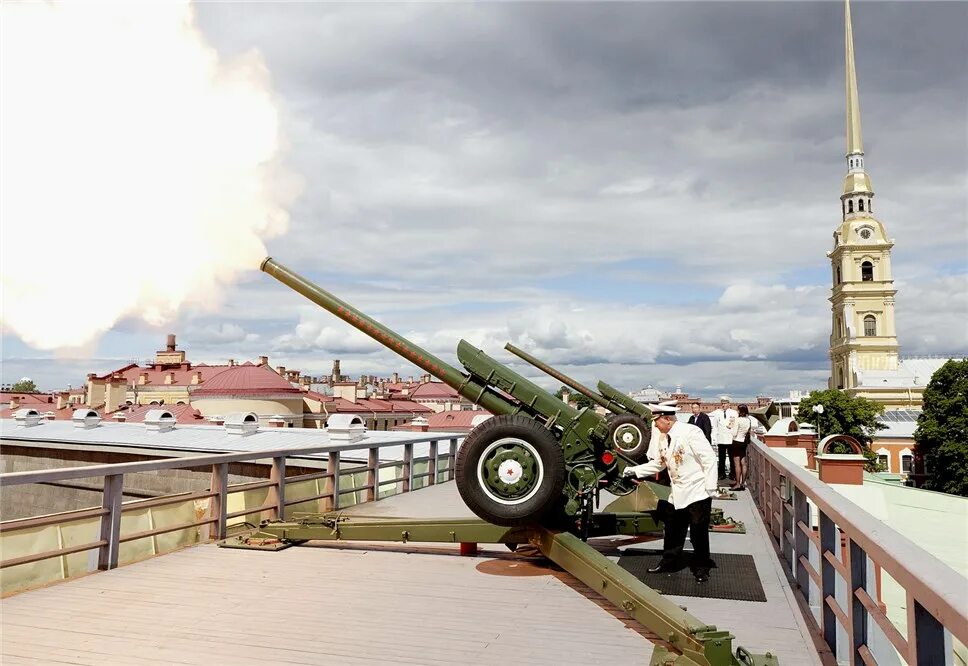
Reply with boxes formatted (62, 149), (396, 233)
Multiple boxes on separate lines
(842, 0), (872, 197)
(845, 0), (863, 156)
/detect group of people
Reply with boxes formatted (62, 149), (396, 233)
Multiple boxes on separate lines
(622, 397), (763, 584)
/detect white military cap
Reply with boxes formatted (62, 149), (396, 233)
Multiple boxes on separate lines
(719, 395), (731, 402)
(650, 401), (679, 414)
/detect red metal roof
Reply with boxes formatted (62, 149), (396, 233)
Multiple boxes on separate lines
(105, 403), (204, 424)
(191, 365), (302, 397)
(303, 391), (433, 415)
(408, 382), (460, 400)
(1, 393), (55, 405)
(424, 409), (491, 432)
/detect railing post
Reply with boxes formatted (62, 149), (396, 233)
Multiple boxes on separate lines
(403, 443), (413, 493)
(794, 485), (810, 596)
(328, 451), (340, 510)
(268, 456), (286, 520)
(209, 463), (228, 541)
(448, 438), (458, 480)
(908, 593), (947, 665)
(97, 474), (123, 570)
(848, 539), (868, 666)
(819, 510), (838, 656)
(367, 447), (378, 502)
(428, 440), (438, 486)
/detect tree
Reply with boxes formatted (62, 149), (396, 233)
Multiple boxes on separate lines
(798, 389), (886, 471)
(555, 386), (595, 410)
(10, 378), (38, 393)
(914, 359), (968, 497)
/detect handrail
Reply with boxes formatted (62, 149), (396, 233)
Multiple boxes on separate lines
(0, 434), (452, 487)
(0, 434), (462, 587)
(748, 437), (967, 664)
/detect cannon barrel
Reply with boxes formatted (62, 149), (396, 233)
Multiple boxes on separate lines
(260, 257), (519, 416)
(504, 343), (613, 411)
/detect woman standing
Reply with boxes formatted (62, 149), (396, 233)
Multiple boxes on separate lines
(729, 405), (754, 490)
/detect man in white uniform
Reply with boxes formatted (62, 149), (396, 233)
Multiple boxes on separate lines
(623, 401), (718, 582)
(711, 396), (737, 481)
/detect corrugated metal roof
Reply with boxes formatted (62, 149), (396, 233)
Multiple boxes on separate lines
(0, 418), (463, 463)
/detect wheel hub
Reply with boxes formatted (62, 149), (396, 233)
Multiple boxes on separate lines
(476, 437), (544, 505)
(613, 424), (642, 450)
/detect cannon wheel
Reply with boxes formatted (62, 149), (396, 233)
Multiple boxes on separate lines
(608, 414), (651, 463)
(455, 415), (565, 527)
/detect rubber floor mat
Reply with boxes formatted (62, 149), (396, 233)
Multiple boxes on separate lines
(616, 550), (767, 602)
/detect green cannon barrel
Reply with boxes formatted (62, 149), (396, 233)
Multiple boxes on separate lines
(504, 343), (613, 412)
(260, 257), (517, 417)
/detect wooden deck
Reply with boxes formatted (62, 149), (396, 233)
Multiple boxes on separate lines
(1, 482), (822, 665)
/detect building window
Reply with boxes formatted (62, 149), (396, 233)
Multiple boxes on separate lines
(864, 315), (876, 336)
(861, 261), (873, 281)
(858, 199), (864, 211)
(901, 455), (913, 474)
(878, 454), (889, 471)
(867, 199), (872, 213)
(848, 200), (854, 213)
(836, 266), (842, 284)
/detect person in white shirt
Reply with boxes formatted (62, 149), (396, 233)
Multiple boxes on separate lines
(729, 405), (764, 490)
(623, 401), (718, 583)
(711, 396), (737, 481)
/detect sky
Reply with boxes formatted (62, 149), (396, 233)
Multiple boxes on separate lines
(1, 1), (966, 400)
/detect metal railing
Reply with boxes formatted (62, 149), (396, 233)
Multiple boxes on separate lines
(0, 435), (460, 575)
(747, 438), (967, 665)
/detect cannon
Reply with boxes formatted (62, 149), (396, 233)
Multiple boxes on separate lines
(504, 342), (653, 460)
(261, 257), (644, 529)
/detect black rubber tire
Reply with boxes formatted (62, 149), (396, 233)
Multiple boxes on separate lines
(608, 414), (652, 463)
(455, 414), (566, 527)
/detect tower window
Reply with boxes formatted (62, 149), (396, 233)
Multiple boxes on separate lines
(864, 315), (876, 336)
(858, 199), (864, 211)
(868, 199), (872, 213)
(836, 266), (842, 284)
(848, 200), (854, 213)
(861, 261), (873, 281)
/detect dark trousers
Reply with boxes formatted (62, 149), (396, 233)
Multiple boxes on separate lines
(659, 497), (713, 573)
(717, 444), (732, 479)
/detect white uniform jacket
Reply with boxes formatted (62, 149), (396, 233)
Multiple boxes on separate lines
(626, 421), (718, 510)
(711, 408), (737, 445)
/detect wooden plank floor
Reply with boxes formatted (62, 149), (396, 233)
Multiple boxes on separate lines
(1, 481), (822, 665)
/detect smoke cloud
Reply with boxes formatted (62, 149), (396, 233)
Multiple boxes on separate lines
(0, 2), (297, 351)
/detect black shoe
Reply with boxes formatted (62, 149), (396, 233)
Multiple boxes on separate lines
(647, 564), (674, 574)
(695, 572), (709, 583)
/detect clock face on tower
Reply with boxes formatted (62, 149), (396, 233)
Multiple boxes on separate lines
(859, 227), (872, 240)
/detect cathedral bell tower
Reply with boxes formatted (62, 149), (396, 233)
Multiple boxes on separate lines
(827, 0), (900, 392)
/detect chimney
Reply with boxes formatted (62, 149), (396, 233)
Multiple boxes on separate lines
(9, 397), (20, 410)
(332, 382), (357, 403)
(56, 393), (66, 410)
(421, 374), (431, 384)
(407, 376), (414, 384)
(164, 371), (175, 385)
(86, 374), (105, 408)
(167, 333), (177, 352)
(228, 359), (236, 367)
(104, 376), (127, 414)
(276, 365), (286, 376)
(191, 371), (202, 385)
(392, 372), (399, 384)
(139, 372), (149, 385)
(267, 415), (286, 428)
(259, 355), (269, 366)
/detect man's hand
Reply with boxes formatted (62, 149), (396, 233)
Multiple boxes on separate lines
(623, 466), (640, 479)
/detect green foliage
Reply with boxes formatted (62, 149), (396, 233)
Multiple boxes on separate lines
(10, 379), (38, 393)
(798, 389), (886, 472)
(914, 359), (968, 497)
(555, 386), (594, 410)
